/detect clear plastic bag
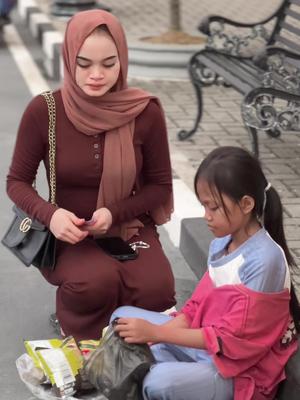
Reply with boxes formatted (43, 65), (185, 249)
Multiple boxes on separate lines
(16, 354), (108, 400)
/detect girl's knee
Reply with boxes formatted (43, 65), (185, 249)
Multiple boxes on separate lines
(142, 361), (232, 400)
(109, 305), (139, 322)
(214, 373), (233, 400)
(143, 366), (174, 400)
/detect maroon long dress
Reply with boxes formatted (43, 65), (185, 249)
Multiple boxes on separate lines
(6, 90), (176, 340)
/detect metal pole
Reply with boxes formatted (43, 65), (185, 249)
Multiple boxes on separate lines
(51, 0), (111, 17)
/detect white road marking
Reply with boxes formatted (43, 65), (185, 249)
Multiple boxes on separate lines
(4, 24), (50, 96)
(164, 178), (204, 247)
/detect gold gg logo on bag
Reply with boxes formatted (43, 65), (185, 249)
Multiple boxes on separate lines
(19, 217), (32, 233)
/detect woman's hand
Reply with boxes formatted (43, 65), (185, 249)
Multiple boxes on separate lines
(114, 318), (158, 344)
(50, 208), (89, 244)
(83, 207), (113, 235)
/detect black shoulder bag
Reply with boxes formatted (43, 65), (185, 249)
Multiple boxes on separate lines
(1, 91), (57, 270)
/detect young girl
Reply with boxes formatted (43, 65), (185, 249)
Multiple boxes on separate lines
(112, 146), (299, 400)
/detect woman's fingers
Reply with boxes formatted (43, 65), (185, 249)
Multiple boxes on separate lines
(84, 207), (112, 235)
(63, 228), (88, 244)
(70, 215), (86, 227)
(50, 208), (89, 243)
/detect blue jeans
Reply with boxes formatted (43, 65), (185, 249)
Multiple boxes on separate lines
(110, 306), (233, 400)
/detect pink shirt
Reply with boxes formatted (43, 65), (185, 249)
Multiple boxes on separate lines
(179, 272), (298, 400)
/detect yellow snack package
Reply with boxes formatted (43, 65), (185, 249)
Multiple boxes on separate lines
(36, 339), (83, 399)
(78, 339), (101, 360)
(24, 339), (63, 370)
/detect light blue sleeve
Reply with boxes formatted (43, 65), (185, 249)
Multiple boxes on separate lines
(238, 239), (287, 293)
(208, 235), (231, 264)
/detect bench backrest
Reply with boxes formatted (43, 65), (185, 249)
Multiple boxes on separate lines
(269, 0), (300, 54)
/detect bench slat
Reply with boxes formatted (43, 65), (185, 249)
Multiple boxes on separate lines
(285, 8), (300, 21)
(280, 21), (300, 37)
(236, 59), (266, 77)
(202, 53), (263, 80)
(275, 33), (300, 53)
(198, 53), (262, 94)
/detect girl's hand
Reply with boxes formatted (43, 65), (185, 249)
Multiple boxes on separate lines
(83, 207), (113, 235)
(114, 318), (158, 344)
(50, 208), (88, 244)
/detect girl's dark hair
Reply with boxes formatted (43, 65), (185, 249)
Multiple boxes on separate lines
(194, 146), (299, 330)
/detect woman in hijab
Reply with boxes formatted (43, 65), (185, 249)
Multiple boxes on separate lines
(6, 9), (176, 341)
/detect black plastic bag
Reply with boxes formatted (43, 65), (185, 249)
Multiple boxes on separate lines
(84, 322), (155, 400)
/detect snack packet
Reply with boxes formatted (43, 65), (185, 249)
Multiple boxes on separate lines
(24, 337), (83, 398)
(36, 339), (83, 398)
(24, 339), (63, 371)
(78, 340), (101, 360)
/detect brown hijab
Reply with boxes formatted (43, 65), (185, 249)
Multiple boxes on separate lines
(61, 10), (173, 239)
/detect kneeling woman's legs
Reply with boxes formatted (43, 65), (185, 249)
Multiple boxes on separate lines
(42, 239), (122, 341)
(119, 225), (176, 312)
(42, 224), (175, 341)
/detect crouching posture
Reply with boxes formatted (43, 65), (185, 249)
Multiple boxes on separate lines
(112, 146), (299, 400)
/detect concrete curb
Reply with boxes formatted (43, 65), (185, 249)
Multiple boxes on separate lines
(179, 218), (213, 279)
(128, 40), (202, 80)
(18, 0), (63, 80)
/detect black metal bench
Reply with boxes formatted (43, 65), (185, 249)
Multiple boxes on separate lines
(178, 0), (300, 157)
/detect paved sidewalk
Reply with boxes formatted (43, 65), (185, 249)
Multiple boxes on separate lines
(38, 0), (282, 40)
(20, 0), (300, 287)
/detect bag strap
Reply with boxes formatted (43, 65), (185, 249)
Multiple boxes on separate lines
(41, 91), (56, 205)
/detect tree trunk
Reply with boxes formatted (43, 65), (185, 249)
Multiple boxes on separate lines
(169, 0), (181, 31)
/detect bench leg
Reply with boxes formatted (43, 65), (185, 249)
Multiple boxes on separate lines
(242, 89), (264, 157)
(246, 125), (259, 158)
(178, 81), (203, 141)
(178, 50), (231, 141)
(247, 125), (281, 157)
(177, 52), (220, 141)
(246, 125), (281, 158)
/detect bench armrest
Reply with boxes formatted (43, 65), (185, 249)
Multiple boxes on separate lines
(253, 45), (300, 73)
(256, 46), (300, 95)
(200, 15), (272, 36)
(199, 0), (287, 35)
(199, 0), (287, 57)
(254, 46), (300, 65)
(242, 86), (300, 133)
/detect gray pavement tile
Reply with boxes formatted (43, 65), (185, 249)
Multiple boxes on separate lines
(285, 204), (300, 218)
(38, 0), (283, 40)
